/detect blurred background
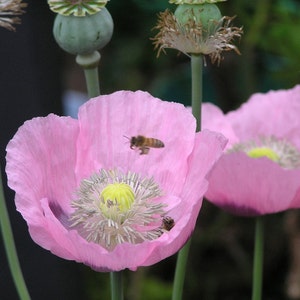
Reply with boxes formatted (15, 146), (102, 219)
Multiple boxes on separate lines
(1, 0), (300, 299)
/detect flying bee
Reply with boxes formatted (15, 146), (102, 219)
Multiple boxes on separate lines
(125, 135), (164, 155)
(161, 216), (175, 231)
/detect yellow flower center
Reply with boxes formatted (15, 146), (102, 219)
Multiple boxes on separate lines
(247, 147), (279, 162)
(100, 183), (135, 215)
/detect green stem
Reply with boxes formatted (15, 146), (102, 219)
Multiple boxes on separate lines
(191, 54), (203, 131)
(239, 0), (271, 96)
(0, 173), (31, 300)
(244, 0), (270, 47)
(172, 54), (203, 300)
(172, 239), (191, 300)
(76, 51), (101, 98)
(251, 216), (264, 300)
(110, 271), (124, 300)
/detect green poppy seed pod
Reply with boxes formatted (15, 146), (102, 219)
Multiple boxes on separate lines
(174, 3), (222, 36)
(53, 7), (113, 55)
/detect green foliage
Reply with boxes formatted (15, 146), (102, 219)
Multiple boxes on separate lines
(131, 0), (172, 11)
(140, 277), (172, 300)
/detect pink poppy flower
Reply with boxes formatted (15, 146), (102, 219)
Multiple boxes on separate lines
(202, 85), (300, 216)
(6, 90), (226, 271)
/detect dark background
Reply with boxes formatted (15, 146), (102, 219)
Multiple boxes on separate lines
(1, 0), (300, 299)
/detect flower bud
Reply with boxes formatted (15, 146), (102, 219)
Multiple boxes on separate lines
(53, 7), (113, 55)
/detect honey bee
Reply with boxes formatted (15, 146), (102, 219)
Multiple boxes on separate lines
(126, 135), (164, 155)
(161, 216), (175, 231)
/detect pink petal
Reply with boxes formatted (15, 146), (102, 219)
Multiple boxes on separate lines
(6, 114), (79, 248)
(227, 85), (300, 147)
(6, 114), (79, 212)
(202, 103), (239, 148)
(205, 152), (300, 216)
(76, 90), (196, 195)
(30, 198), (79, 259)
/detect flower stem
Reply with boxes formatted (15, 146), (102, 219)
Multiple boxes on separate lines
(110, 271), (123, 300)
(172, 239), (191, 300)
(251, 216), (264, 300)
(76, 51), (101, 98)
(0, 172), (31, 300)
(191, 54), (203, 131)
(172, 54), (203, 300)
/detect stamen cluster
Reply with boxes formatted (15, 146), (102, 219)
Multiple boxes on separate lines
(229, 136), (300, 169)
(70, 169), (168, 251)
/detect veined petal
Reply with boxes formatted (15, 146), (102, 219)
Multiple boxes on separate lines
(202, 102), (239, 149)
(76, 90), (196, 194)
(6, 114), (79, 218)
(30, 198), (79, 259)
(206, 152), (300, 216)
(227, 85), (300, 148)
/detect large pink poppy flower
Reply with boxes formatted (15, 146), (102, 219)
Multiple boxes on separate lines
(202, 85), (300, 216)
(6, 90), (226, 271)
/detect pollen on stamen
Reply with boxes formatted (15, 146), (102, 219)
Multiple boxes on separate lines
(228, 136), (300, 169)
(69, 169), (170, 251)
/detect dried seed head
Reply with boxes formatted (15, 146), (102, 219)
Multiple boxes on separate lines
(0, 0), (27, 31)
(152, 6), (243, 64)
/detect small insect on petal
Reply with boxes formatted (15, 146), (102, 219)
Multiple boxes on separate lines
(161, 216), (175, 231)
(125, 135), (165, 155)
